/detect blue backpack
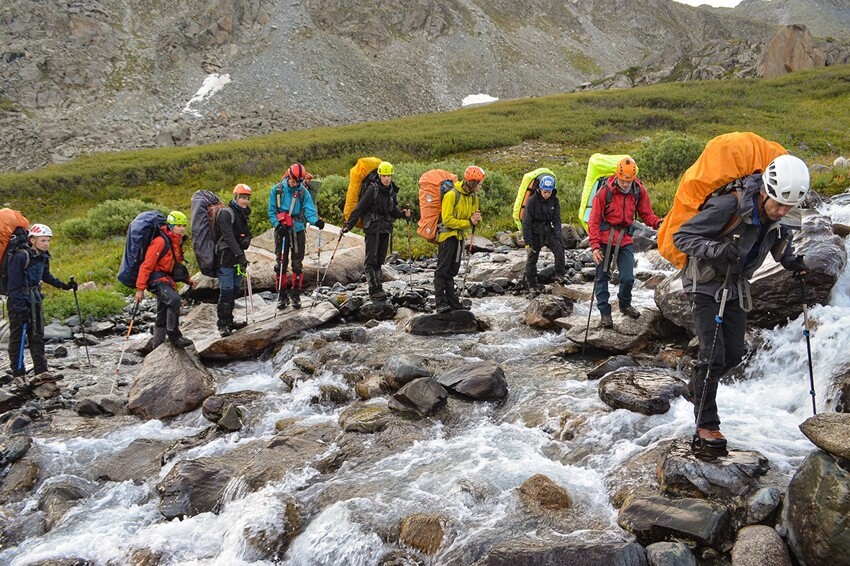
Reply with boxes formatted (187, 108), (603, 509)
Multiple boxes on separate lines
(117, 211), (169, 288)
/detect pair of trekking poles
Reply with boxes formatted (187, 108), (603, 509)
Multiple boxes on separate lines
(582, 229), (627, 355)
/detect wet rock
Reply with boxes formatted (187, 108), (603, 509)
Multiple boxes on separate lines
(379, 550), (425, 565)
(383, 353), (431, 389)
(293, 356), (317, 374)
(0, 506), (46, 549)
(355, 373), (385, 399)
(97, 396), (129, 416)
(338, 295), (365, 317)
(217, 404), (246, 431)
(587, 355), (638, 379)
(478, 540), (647, 565)
(645, 542), (696, 566)
(38, 476), (95, 530)
(0, 434), (32, 463)
(202, 391), (263, 425)
(75, 398), (108, 416)
(358, 300), (397, 321)
(405, 310), (482, 335)
(91, 438), (169, 483)
(598, 368), (688, 415)
(157, 457), (238, 519)
(1, 457), (39, 501)
(53, 346), (68, 358)
(128, 342), (215, 420)
(388, 377), (448, 416)
(560, 306), (667, 353)
(242, 494), (301, 560)
(657, 439), (769, 499)
(436, 361), (508, 402)
(339, 403), (394, 433)
(313, 384), (350, 406)
(782, 450), (850, 566)
(799, 412), (850, 460)
(0, 389), (26, 414)
(517, 474), (572, 511)
(731, 525), (791, 566)
(525, 295), (573, 330)
(746, 486), (782, 524)
(399, 513), (446, 555)
(618, 495), (731, 551)
(339, 326), (368, 343)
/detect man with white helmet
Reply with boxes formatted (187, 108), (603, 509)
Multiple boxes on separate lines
(673, 153), (810, 450)
(6, 223), (77, 390)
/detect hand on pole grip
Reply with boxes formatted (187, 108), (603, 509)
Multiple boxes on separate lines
(276, 212), (294, 227)
(789, 254), (808, 278)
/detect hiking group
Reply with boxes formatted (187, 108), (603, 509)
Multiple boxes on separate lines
(1, 133), (815, 451)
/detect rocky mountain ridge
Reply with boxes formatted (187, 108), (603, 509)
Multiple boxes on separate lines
(0, 0), (848, 172)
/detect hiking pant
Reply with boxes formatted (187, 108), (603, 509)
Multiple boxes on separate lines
(364, 232), (391, 271)
(7, 306), (47, 376)
(690, 291), (747, 430)
(594, 243), (634, 316)
(525, 231), (566, 286)
(217, 266), (243, 328)
(435, 237), (463, 308)
(151, 281), (182, 335)
(274, 227), (306, 276)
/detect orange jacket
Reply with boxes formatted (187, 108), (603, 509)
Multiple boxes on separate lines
(135, 227), (184, 290)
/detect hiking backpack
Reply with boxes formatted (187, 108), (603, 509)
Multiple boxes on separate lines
(190, 190), (226, 277)
(344, 156), (383, 229)
(0, 226), (31, 296)
(512, 168), (556, 230)
(418, 169), (459, 243)
(0, 209), (30, 296)
(657, 132), (787, 268)
(117, 211), (169, 288)
(578, 154), (633, 231)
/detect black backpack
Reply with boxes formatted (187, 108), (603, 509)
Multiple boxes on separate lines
(0, 227), (31, 296)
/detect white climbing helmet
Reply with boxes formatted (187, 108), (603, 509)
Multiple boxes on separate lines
(28, 223), (53, 238)
(763, 154), (810, 206)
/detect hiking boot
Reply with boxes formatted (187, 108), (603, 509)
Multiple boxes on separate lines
(168, 332), (193, 348)
(600, 314), (614, 329)
(436, 304), (452, 314)
(230, 320), (248, 331)
(291, 290), (302, 309)
(620, 305), (641, 319)
(369, 290), (388, 301)
(696, 428), (727, 450)
(31, 372), (63, 385)
(219, 325), (234, 337)
(277, 290), (290, 310)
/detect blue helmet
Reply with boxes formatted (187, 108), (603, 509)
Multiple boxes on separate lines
(539, 175), (556, 191)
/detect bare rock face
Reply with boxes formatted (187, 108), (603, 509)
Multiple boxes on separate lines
(758, 25), (825, 78)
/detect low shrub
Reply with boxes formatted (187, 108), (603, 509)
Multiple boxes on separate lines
(42, 288), (127, 321)
(635, 132), (704, 183)
(59, 199), (170, 241)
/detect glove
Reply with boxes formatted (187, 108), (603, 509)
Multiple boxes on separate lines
(63, 281), (78, 291)
(712, 241), (740, 264)
(787, 256), (808, 277)
(341, 225), (350, 234)
(314, 218), (325, 230)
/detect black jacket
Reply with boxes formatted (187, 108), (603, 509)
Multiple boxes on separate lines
(215, 201), (252, 268)
(522, 189), (562, 249)
(345, 175), (406, 234)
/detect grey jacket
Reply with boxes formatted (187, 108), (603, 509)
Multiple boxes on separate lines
(673, 173), (798, 305)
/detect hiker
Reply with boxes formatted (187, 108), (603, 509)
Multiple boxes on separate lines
(588, 157), (662, 328)
(6, 223), (77, 387)
(215, 183), (253, 336)
(433, 165), (484, 313)
(341, 161), (411, 300)
(522, 174), (566, 292)
(134, 211), (194, 348)
(268, 163), (324, 309)
(673, 153), (809, 449)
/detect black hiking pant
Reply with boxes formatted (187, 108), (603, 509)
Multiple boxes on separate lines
(525, 230), (566, 286)
(690, 291), (747, 431)
(151, 281), (182, 336)
(364, 232), (391, 271)
(274, 227), (306, 275)
(7, 306), (47, 376)
(435, 236), (464, 308)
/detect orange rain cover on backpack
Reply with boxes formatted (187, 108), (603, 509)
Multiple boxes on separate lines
(344, 156), (383, 228)
(657, 132), (787, 269)
(0, 208), (29, 256)
(418, 169), (458, 243)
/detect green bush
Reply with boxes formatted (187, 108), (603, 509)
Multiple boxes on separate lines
(59, 199), (170, 241)
(42, 288), (127, 321)
(635, 132), (704, 183)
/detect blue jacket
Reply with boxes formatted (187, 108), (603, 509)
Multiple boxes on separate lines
(267, 181), (319, 233)
(7, 247), (65, 313)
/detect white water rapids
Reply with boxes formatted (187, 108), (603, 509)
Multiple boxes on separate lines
(5, 202), (850, 565)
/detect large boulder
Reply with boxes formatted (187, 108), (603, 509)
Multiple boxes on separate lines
(597, 368), (688, 416)
(758, 25), (824, 78)
(406, 310), (482, 335)
(436, 361), (508, 402)
(731, 526), (792, 566)
(383, 353), (431, 390)
(525, 295), (573, 330)
(89, 438), (170, 483)
(128, 343), (216, 420)
(782, 450), (850, 565)
(157, 457), (238, 519)
(477, 540), (647, 566)
(388, 377), (448, 416)
(618, 496), (731, 551)
(559, 306), (670, 353)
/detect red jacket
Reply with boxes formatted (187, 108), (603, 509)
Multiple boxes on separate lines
(588, 176), (661, 250)
(136, 227), (184, 290)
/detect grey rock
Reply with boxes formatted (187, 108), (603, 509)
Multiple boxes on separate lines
(388, 377), (448, 416)
(799, 412), (850, 460)
(645, 542), (696, 566)
(618, 496), (731, 551)
(598, 368), (688, 415)
(436, 361), (508, 402)
(731, 525), (791, 566)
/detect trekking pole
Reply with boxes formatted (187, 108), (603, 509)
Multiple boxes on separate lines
(405, 217), (413, 286)
(311, 233), (343, 309)
(275, 233), (286, 319)
(316, 229), (323, 288)
(17, 321), (28, 375)
(69, 276), (92, 369)
(460, 225), (476, 298)
(582, 288), (596, 357)
(694, 235), (739, 448)
(112, 300), (139, 395)
(246, 263), (254, 320)
(799, 268), (816, 415)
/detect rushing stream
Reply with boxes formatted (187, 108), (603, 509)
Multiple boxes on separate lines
(4, 203), (850, 565)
